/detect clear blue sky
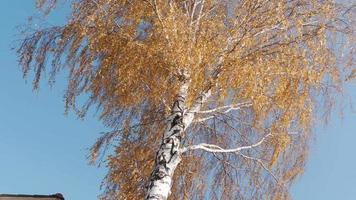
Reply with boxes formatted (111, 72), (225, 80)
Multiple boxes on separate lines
(0, 1), (355, 199)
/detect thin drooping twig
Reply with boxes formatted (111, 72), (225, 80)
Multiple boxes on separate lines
(236, 152), (279, 183)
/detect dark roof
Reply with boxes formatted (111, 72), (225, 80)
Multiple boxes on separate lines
(0, 194), (64, 200)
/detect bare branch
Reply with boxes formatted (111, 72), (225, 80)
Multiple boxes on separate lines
(181, 133), (272, 153)
(181, 133), (282, 185)
(194, 102), (252, 122)
(197, 102), (252, 114)
(192, 0), (205, 43)
(253, 24), (284, 37)
(194, 115), (215, 123)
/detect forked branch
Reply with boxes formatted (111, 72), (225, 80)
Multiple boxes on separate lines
(182, 133), (282, 185)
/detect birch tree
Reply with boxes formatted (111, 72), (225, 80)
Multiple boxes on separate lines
(18, 0), (355, 199)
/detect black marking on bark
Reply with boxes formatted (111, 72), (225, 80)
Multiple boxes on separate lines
(176, 95), (185, 102)
(173, 97), (185, 112)
(157, 153), (167, 167)
(164, 137), (171, 143)
(172, 129), (180, 135)
(152, 168), (168, 180)
(147, 193), (166, 200)
(171, 114), (181, 127)
(169, 138), (176, 160)
(176, 135), (182, 142)
(168, 150), (178, 163)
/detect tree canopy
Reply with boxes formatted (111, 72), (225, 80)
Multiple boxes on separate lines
(18, 0), (355, 199)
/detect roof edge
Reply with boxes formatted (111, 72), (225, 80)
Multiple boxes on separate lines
(0, 193), (64, 200)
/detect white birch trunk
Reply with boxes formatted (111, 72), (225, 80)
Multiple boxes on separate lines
(145, 80), (210, 200)
(145, 32), (232, 199)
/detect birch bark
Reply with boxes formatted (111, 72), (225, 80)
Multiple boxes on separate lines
(145, 80), (211, 200)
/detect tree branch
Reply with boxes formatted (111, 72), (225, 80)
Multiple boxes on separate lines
(194, 102), (252, 122)
(194, 115), (215, 123)
(181, 133), (272, 153)
(197, 102), (252, 114)
(236, 152), (280, 184)
(181, 133), (283, 185)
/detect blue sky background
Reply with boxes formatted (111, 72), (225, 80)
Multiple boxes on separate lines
(0, 1), (355, 199)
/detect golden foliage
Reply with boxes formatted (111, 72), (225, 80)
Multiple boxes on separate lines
(18, 0), (355, 199)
